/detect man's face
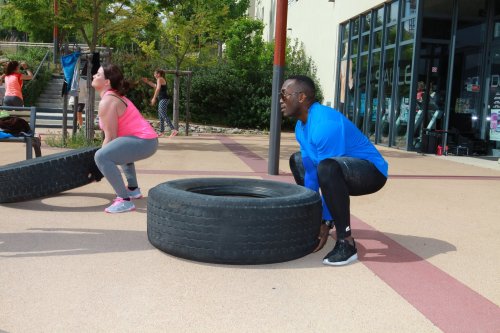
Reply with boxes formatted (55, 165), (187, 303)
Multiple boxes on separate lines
(280, 80), (302, 118)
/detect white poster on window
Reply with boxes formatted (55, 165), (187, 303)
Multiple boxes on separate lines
(491, 109), (500, 141)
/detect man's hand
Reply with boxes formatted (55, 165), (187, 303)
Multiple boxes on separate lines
(313, 224), (331, 253)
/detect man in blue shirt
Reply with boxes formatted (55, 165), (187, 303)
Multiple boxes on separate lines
(281, 75), (388, 266)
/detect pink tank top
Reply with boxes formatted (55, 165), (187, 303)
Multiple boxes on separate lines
(100, 91), (158, 139)
(4, 73), (23, 99)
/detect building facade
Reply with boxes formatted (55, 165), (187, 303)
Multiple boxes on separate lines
(251, 0), (500, 156)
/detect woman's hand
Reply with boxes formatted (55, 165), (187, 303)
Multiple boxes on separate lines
(150, 97), (156, 106)
(312, 224), (331, 253)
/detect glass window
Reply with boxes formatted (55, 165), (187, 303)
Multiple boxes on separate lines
(375, 7), (384, 28)
(386, 1), (399, 25)
(346, 55), (358, 120)
(362, 13), (371, 32)
(422, 0), (453, 39)
(352, 38), (359, 56)
(378, 47), (395, 145)
(374, 30), (383, 49)
(401, 18), (416, 41)
(403, 0), (417, 18)
(385, 25), (397, 45)
(342, 23), (350, 40)
(362, 35), (370, 53)
(394, 43), (414, 149)
(448, 0), (488, 144)
(368, 51), (381, 142)
(356, 55), (370, 130)
(352, 18), (360, 36)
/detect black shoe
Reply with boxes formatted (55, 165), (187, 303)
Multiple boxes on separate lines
(323, 239), (358, 266)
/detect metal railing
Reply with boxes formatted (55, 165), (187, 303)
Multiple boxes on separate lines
(25, 49), (51, 89)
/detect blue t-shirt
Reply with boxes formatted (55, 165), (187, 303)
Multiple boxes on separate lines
(295, 102), (388, 220)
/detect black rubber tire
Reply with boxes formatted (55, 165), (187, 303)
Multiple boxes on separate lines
(147, 178), (322, 265)
(0, 147), (103, 203)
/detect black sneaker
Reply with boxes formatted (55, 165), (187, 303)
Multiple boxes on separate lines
(323, 239), (358, 266)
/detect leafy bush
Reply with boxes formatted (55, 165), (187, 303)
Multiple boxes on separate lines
(183, 38), (323, 130)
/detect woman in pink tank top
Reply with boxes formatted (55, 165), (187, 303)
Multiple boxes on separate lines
(2, 60), (33, 106)
(92, 64), (159, 213)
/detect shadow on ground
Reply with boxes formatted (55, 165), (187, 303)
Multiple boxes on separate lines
(0, 228), (153, 258)
(1, 192), (149, 214)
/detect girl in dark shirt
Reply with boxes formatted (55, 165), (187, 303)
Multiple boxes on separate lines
(142, 69), (178, 137)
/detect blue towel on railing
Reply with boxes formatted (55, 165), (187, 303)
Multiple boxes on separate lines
(61, 52), (81, 93)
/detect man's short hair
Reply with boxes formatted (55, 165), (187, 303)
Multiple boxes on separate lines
(287, 75), (316, 101)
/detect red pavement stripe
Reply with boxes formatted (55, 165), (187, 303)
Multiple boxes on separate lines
(352, 216), (500, 333)
(218, 136), (500, 333)
(217, 136), (269, 173)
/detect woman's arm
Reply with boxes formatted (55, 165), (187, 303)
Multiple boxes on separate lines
(20, 63), (33, 81)
(141, 77), (156, 88)
(151, 77), (163, 105)
(98, 97), (120, 146)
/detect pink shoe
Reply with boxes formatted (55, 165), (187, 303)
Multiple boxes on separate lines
(169, 129), (179, 138)
(105, 197), (135, 213)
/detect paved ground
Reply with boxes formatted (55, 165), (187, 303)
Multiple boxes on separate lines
(1, 132), (499, 333)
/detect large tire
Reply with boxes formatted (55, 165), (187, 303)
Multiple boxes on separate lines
(0, 147), (103, 203)
(147, 178), (322, 265)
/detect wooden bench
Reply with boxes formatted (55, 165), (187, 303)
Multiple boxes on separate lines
(0, 105), (42, 159)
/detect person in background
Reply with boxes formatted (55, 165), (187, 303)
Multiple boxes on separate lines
(69, 76), (88, 129)
(2, 60), (33, 106)
(142, 69), (178, 137)
(92, 64), (159, 213)
(282, 75), (388, 266)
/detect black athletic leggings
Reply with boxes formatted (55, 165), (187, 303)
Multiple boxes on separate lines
(290, 152), (387, 239)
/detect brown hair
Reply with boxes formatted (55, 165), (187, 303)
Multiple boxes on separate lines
(155, 69), (165, 77)
(5, 61), (19, 75)
(102, 64), (130, 96)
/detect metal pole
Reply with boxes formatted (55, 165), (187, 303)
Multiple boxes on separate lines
(268, 0), (288, 175)
(185, 73), (192, 136)
(442, 0), (459, 151)
(53, 0), (58, 64)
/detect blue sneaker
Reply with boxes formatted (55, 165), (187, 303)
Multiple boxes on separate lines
(127, 188), (143, 199)
(105, 197), (135, 213)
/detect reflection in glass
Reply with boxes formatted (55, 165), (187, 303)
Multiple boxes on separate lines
(346, 56), (357, 121)
(378, 47), (395, 145)
(386, 1), (399, 24)
(394, 44), (413, 148)
(343, 23), (350, 40)
(448, 0), (487, 150)
(368, 52), (381, 142)
(374, 30), (383, 49)
(403, 0), (417, 17)
(362, 13), (371, 32)
(362, 35), (370, 53)
(356, 55), (369, 130)
(386, 25), (397, 45)
(401, 19), (416, 41)
(375, 7), (384, 28)
(352, 18), (360, 36)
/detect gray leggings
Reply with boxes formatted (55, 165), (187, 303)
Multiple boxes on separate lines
(3, 96), (24, 106)
(95, 136), (158, 198)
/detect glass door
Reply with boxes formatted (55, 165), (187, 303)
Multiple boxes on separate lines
(413, 42), (449, 149)
(486, 42), (500, 154)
